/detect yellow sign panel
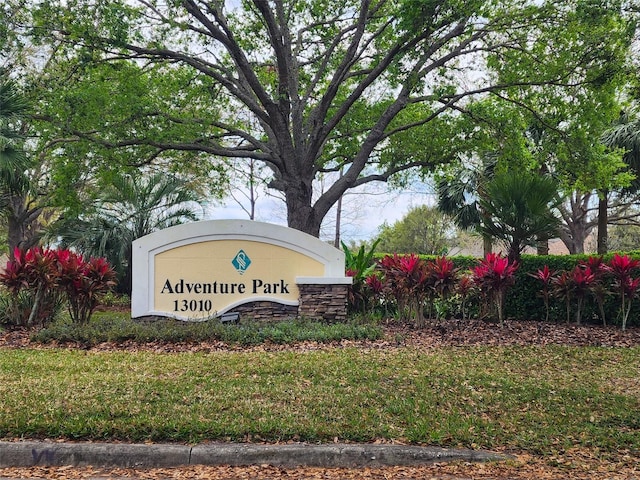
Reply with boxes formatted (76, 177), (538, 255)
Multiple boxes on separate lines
(154, 239), (324, 318)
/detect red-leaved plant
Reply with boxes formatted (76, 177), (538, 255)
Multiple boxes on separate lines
(426, 256), (459, 321)
(529, 265), (555, 323)
(427, 256), (459, 299)
(398, 253), (431, 325)
(568, 265), (596, 325)
(550, 270), (573, 324)
(348, 271), (385, 315)
(606, 253), (640, 331)
(378, 253), (431, 325)
(345, 268), (365, 313)
(0, 247), (117, 326)
(550, 264), (598, 325)
(364, 273), (384, 301)
(0, 247), (61, 326)
(377, 254), (407, 314)
(580, 256), (610, 326)
(57, 251), (117, 324)
(471, 253), (518, 326)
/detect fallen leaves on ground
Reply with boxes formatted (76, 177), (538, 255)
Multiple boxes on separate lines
(1, 450), (639, 479)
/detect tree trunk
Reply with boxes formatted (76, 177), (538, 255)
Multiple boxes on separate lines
(559, 226), (590, 254)
(7, 194), (42, 259)
(597, 191), (608, 255)
(536, 240), (549, 255)
(122, 246), (133, 296)
(285, 182), (322, 237)
(482, 234), (492, 257)
(334, 193), (343, 248)
(508, 240), (521, 264)
(248, 158), (257, 220)
(7, 215), (26, 259)
(27, 284), (45, 327)
(333, 167), (344, 248)
(558, 192), (593, 254)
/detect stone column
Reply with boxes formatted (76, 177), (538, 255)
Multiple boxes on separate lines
(297, 278), (352, 322)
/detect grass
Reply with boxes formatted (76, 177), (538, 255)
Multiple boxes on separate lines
(0, 343), (638, 456)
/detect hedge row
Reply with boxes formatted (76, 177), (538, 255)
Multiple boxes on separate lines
(372, 252), (640, 327)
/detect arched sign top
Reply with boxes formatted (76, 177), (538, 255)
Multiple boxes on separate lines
(131, 220), (351, 320)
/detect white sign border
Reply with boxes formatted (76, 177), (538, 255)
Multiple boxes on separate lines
(131, 219), (351, 320)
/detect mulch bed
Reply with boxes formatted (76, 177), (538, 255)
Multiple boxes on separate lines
(2, 318), (640, 352)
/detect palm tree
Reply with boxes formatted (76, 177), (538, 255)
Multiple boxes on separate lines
(54, 171), (204, 294)
(436, 156), (496, 255)
(0, 77), (38, 257)
(0, 78), (30, 186)
(478, 171), (561, 263)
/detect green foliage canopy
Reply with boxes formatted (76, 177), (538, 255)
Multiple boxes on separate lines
(9, 0), (633, 237)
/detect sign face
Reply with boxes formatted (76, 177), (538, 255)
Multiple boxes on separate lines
(132, 220), (350, 320)
(153, 239), (324, 318)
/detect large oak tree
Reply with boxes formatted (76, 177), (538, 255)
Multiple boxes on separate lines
(25, 0), (634, 236)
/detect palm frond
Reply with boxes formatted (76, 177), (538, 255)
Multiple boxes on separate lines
(51, 171), (205, 294)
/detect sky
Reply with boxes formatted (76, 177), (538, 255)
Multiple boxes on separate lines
(205, 183), (437, 245)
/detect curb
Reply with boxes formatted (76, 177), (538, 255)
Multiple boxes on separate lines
(0, 441), (511, 469)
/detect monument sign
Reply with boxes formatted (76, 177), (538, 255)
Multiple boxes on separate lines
(131, 220), (351, 321)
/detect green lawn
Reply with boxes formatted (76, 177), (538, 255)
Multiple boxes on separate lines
(0, 345), (638, 456)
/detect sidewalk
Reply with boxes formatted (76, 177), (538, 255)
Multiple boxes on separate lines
(0, 441), (510, 469)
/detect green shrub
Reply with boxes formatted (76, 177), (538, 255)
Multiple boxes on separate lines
(344, 240), (381, 313)
(31, 314), (383, 347)
(96, 291), (130, 308)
